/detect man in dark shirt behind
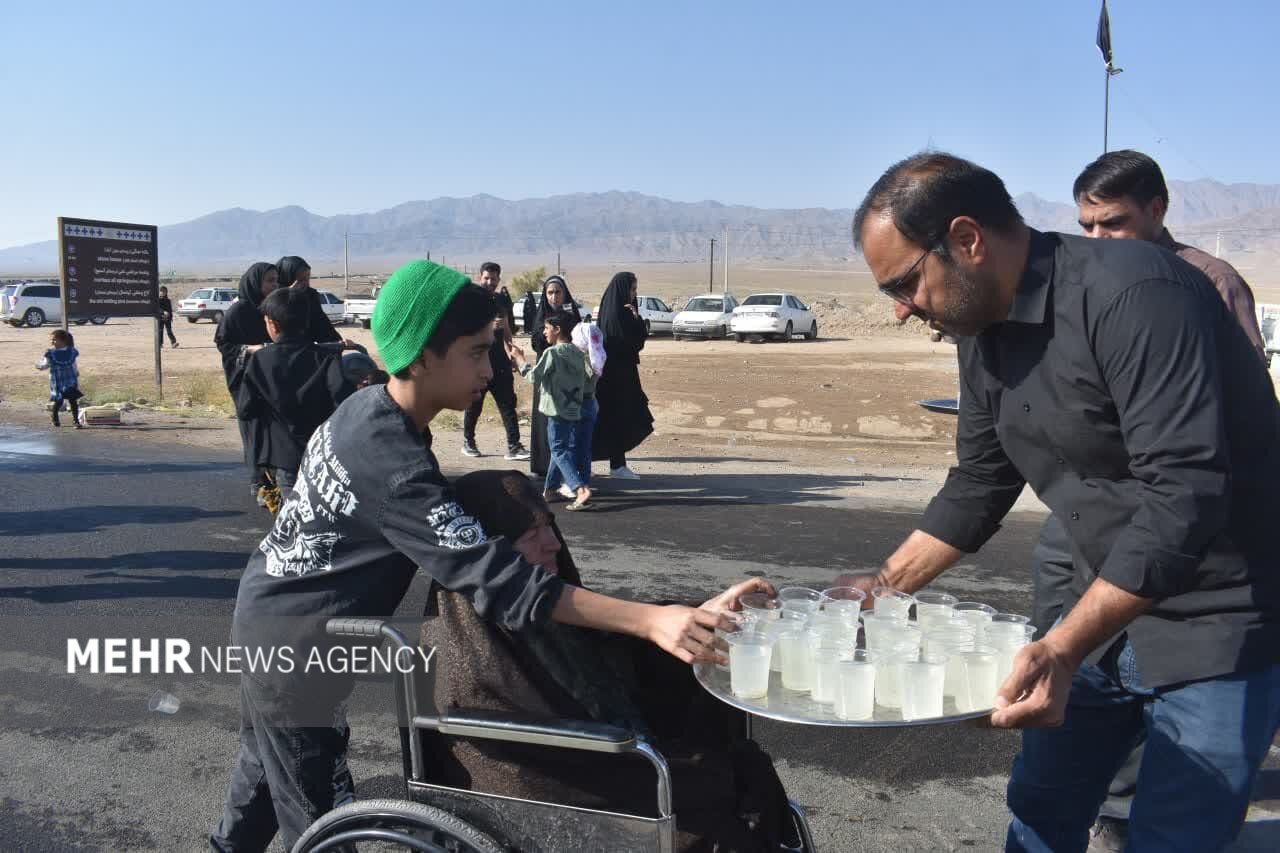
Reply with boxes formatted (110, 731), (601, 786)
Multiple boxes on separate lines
(841, 152), (1280, 853)
(1032, 149), (1271, 849)
(461, 260), (529, 460)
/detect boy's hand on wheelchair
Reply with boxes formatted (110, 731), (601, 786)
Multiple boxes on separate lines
(646, 605), (726, 664)
(699, 577), (776, 615)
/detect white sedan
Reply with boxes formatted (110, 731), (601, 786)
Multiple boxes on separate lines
(730, 293), (818, 342)
(315, 290), (346, 324)
(636, 295), (675, 334)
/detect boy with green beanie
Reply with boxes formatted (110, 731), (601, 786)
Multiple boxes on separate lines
(212, 259), (768, 853)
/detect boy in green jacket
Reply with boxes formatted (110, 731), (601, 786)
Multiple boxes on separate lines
(508, 309), (592, 510)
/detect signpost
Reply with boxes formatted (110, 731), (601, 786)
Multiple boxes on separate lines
(57, 217), (162, 395)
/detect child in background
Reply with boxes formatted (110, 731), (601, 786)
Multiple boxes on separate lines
(568, 320), (606, 496)
(233, 287), (355, 511)
(507, 309), (592, 510)
(36, 329), (83, 428)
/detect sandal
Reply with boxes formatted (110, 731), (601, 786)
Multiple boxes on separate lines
(565, 499), (593, 512)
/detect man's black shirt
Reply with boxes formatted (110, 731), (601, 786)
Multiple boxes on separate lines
(921, 230), (1280, 687)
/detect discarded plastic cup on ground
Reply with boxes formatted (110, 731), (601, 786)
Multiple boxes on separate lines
(148, 691), (180, 714)
(837, 650), (878, 721)
(901, 653), (948, 720)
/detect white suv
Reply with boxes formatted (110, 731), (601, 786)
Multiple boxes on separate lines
(178, 287), (238, 323)
(2, 281), (107, 327)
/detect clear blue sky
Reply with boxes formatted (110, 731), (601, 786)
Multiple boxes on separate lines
(3, 0), (1278, 248)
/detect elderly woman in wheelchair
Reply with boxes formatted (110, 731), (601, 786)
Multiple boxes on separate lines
(293, 470), (814, 853)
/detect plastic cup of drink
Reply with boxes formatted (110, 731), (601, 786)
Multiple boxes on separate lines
(739, 592), (782, 623)
(871, 587), (914, 621)
(714, 611), (758, 671)
(913, 591), (958, 633)
(764, 610), (809, 672)
(953, 602), (997, 632)
(955, 646), (999, 713)
(991, 613), (1031, 627)
(778, 587), (823, 615)
(860, 609), (910, 652)
(727, 631), (775, 699)
(989, 632), (1032, 685)
(836, 650), (879, 721)
(882, 621), (923, 654)
(874, 643), (918, 710)
(778, 629), (816, 692)
(810, 641), (846, 704)
(901, 653), (948, 720)
(923, 628), (974, 701)
(820, 586), (867, 615)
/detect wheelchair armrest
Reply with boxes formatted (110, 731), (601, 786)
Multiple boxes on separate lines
(427, 708), (637, 754)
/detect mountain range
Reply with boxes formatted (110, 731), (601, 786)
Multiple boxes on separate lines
(3, 180), (1279, 274)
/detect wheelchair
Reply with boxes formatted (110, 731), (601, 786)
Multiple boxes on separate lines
(292, 618), (817, 853)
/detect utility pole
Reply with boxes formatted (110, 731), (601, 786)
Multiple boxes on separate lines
(708, 237), (716, 291)
(343, 231), (349, 293)
(1215, 230), (1222, 258)
(557, 251), (561, 276)
(723, 226), (729, 294)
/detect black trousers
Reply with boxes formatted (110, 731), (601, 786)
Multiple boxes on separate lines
(160, 316), (177, 344)
(463, 378), (521, 450)
(209, 679), (355, 852)
(1031, 513), (1144, 822)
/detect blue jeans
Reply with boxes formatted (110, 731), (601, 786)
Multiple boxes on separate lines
(544, 415), (585, 494)
(1006, 641), (1280, 853)
(575, 397), (598, 486)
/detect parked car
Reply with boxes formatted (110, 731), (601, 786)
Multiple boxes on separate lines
(672, 293), (738, 340)
(1264, 312), (1279, 368)
(314, 290), (346, 324)
(636, 295), (675, 334)
(177, 287), (238, 323)
(730, 293), (818, 342)
(2, 281), (107, 327)
(343, 286), (381, 328)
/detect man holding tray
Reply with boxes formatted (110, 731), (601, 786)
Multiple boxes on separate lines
(842, 152), (1280, 853)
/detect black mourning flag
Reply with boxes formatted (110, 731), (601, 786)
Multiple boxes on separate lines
(1097, 0), (1115, 68)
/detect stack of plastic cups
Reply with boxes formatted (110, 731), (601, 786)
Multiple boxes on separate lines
(764, 610), (810, 673)
(871, 587), (914, 622)
(913, 591), (959, 633)
(836, 649), (879, 720)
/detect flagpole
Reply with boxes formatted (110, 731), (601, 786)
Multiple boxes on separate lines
(1104, 67), (1111, 153)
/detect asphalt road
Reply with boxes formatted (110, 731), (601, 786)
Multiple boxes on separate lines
(0, 424), (1275, 852)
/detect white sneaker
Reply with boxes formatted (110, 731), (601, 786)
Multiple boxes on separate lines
(558, 485), (576, 500)
(609, 465), (640, 480)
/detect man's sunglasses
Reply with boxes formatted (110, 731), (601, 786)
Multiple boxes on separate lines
(878, 246), (932, 307)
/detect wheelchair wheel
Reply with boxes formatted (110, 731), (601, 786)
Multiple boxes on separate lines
(291, 799), (506, 853)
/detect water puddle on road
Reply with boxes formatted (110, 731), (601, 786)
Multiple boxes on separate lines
(0, 425), (57, 456)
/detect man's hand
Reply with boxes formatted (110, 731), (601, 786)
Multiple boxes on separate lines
(990, 640), (1074, 728)
(645, 604), (728, 664)
(341, 338), (359, 350)
(830, 570), (890, 608)
(699, 577), (776, 614)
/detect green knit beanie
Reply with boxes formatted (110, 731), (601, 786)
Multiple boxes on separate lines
(372, 260), (471, 375)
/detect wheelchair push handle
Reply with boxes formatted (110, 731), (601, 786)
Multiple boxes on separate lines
(325, 618), (414, 651)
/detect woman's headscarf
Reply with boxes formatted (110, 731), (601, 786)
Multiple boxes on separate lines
(235, 262), (277, 309)
(532, 275), (578, 353)
(596, 271), (638, 342)
(452, 470), (580, 585)
(276, 256), (311, 288)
